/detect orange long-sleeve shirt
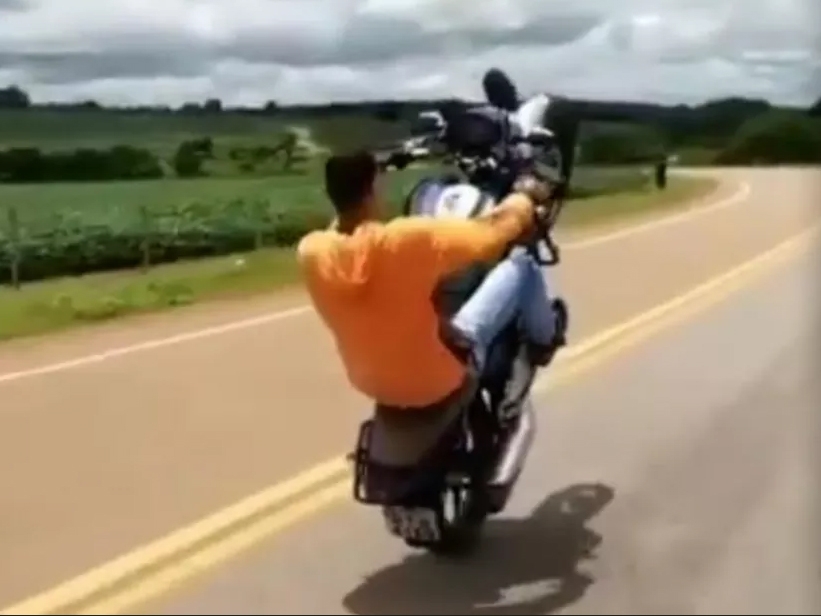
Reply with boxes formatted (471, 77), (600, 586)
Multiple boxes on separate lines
(297, 194), (534, 408)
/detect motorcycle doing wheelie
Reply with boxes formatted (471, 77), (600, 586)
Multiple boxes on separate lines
(349, 70), (571, 555)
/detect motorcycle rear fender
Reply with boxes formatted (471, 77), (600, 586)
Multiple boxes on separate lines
(351, 378), (477, 506)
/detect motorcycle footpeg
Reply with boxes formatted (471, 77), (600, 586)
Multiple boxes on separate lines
(526, 298), (568, 367)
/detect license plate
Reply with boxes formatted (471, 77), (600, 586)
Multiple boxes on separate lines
(383, 506), (442, 543)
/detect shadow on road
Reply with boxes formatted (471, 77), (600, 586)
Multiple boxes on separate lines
(343, 482), (615, 616)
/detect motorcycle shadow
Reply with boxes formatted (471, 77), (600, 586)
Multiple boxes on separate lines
(342, 481), (615, 616)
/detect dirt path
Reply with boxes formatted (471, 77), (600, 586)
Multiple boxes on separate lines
(288, 124), (329, 156)
(0, 168), (817, 608)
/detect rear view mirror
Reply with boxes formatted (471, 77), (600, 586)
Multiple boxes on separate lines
(410, 111), (445, 138)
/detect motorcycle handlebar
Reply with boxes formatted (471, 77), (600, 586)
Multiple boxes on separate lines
(373, 122), (567, 268)
(375, 148), (426, 172)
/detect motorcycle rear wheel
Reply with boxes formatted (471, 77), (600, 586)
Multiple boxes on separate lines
(401, 480), (489, 556)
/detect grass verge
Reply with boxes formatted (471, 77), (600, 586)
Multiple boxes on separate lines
(0, 176), (716, 342)
(560, 174), (716, 227)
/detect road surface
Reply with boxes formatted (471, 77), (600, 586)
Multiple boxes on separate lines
(0, 168), (818, 612)
(146, 214), (821, 616)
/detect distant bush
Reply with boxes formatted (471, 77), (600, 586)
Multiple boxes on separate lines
(0, 145), (163, 183)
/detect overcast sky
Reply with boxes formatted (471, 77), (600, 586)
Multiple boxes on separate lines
(0, 0), (818, 107)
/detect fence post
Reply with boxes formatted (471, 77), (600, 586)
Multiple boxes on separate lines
(268, 204), (283, 246)
(7, 205), (20, 289)
(253, 199), (264, 251)
(139, 204), (151, 272)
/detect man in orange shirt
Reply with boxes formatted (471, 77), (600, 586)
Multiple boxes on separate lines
(297, 150), (562, 410)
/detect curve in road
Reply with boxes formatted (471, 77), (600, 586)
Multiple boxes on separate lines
(0, 168), (818, 614)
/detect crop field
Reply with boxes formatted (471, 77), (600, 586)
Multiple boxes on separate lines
(0, 165), (645, 215)
(0, 104), (652, 286)
(0, 109), (408, 154)
(0, 164), (649, 286)
(0, 108), (643, 163)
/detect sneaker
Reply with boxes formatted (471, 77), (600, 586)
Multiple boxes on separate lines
(527, 298), (569, 367)
(551, 298), (569, 346)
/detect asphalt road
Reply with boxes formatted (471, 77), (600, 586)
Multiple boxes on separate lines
(147, 224), (821, 616)
(0, 167), (818, 611)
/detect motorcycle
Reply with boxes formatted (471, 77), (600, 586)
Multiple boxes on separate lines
(349, 69), (571, 555)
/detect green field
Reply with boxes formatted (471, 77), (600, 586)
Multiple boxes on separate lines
(0, 104), (656, 287)
(0, 165), (646, 218)
(0, 164), (650, 286)
(0, 175), (717, 342)
(0, 108), (407, 154)
(0, 167), (427, 220)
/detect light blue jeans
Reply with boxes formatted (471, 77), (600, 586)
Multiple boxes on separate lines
(451, 247), (557, 371)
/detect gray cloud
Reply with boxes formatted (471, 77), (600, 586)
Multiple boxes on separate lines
(0, 11), (602, 79)
(0, 0), (816, 106)
(0, 0), (27, 10)
(0, 50), (212, 84)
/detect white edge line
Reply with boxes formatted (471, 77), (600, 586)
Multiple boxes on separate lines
(0, 179), (750, 386)
(565, 180), (750, 250)
(5, 214), (808, 616)
(0, 306), (310, 384)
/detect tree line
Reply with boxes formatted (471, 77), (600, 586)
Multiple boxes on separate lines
(576, 105), (821, 166)
(1, 85), (819, 177)
(4, 83), (817, 141)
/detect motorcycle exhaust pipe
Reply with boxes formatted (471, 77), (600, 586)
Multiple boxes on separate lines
(485, 400), (536, 513)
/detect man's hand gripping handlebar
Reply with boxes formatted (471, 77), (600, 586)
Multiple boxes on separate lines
(512, 173), (565, 266)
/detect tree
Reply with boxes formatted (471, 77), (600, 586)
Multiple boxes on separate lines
(373, 101), (403, 122)
(279, 131), (298, 171)
(189, 137), (214, 158)
(172, 142), (204, 177)
(808, 97), (821, 118)
(77, 99), (101, 110)
(179, 102), (201, 114)
(716, 111), (821, 165)
(0, 85), (30, 108)
(203, 98), (222, 113)
(578, 123), (666, 165)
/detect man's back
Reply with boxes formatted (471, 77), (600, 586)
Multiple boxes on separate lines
(297, 218), (466, 408)
(297, 178), (534, 409)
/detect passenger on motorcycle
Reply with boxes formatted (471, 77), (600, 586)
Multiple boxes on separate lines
(297, 150), (563, 410)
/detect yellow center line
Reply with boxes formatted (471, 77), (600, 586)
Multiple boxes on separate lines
(3, 224), (818, 616)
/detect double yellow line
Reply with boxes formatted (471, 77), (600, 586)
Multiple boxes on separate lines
(3, 224), (818, 616)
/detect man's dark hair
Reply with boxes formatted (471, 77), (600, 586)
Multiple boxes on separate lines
(324, 150), (378, 214)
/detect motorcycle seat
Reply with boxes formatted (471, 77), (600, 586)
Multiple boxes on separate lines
(368, 374), (477, 468)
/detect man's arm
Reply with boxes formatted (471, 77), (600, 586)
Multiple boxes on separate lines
(384, 192), (536, 281)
